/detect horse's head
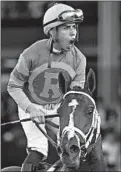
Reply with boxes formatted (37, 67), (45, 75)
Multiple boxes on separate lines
(58, 69), (100, 171)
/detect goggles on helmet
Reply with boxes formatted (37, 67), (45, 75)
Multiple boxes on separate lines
(43, 9), (84, 27)
(58, 9), (83, 22)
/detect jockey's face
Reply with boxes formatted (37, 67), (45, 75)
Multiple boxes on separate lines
(54, 23), (77, 51)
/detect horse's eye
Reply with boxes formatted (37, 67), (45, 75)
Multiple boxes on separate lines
(88, 111), (93, 115)
(86, 108), (93, 116)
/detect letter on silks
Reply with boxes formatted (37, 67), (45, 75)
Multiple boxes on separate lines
(40, 72), (61, 98)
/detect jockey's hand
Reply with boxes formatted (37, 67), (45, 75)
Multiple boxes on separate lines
(26, 104), (45, 124)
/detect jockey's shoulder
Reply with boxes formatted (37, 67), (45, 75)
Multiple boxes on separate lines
(71, 45), (86, 62)
(21, 39), (49, 58)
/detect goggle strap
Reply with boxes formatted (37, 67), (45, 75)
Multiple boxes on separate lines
(44, 16), (83, 28)
(44, 18), (58, 27)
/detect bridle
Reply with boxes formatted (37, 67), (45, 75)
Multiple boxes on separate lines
(57, 91), (101, 161)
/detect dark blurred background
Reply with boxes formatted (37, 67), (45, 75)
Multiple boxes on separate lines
(1, 1), (121, 171)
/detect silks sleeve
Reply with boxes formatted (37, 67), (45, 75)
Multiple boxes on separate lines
(7, 54), (32, 112)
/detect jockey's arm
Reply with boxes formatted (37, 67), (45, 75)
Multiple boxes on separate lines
(7, 53), (45, 124)
(70, 52), (86, 89)
(7, 54), (32, 112)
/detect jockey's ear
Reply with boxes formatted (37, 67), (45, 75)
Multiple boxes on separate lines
(85, 68), (96, 95)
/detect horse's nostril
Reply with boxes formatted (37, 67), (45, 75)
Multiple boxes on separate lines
(70, 145), (79, 154)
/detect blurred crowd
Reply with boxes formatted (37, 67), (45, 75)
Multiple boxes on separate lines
(1, 1), (97, 21)
(1, 1), (49, 19)
(2, 1), (79, 20)
(97, 97), (121, 171)
(1, 91), (121, 171)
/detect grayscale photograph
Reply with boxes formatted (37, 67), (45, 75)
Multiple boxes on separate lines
(1, 1), (121, 171)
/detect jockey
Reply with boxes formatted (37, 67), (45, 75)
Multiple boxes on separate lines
(7, 3), (86, 172)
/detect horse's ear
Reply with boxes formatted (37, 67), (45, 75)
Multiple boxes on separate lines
(58, 72), (66, 94)
(58, 72), (71, 94)
(85, 68), (96, 94)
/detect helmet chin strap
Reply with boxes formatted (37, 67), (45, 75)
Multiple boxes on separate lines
(76, 25), (79, 42)
(48, 35), (64, 68)
(48, 38), (54, 68)
(49, 28), (62, 53)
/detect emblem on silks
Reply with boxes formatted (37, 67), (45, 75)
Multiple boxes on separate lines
(28, 66), (69, 105)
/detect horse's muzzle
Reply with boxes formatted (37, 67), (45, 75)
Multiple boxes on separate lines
(63, 135), (80, 158)
(62, 142), (80, 170)
(59, 133), (81, 170)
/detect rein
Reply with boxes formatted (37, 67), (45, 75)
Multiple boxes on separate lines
(1, 114), (59, 126)
(58, 91), (101, 161)
(34, 121), (58, 149)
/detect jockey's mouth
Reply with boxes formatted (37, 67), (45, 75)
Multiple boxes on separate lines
(65, 39), (75, 50)
(70, 39), (75, 45)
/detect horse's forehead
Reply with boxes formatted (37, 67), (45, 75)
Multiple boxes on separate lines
(67, 93), (94, 107)
(82, 95), (94, 106)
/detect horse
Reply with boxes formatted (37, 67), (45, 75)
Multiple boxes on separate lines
(1, 69), (105, 172)
(54, 68), (106, 171)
